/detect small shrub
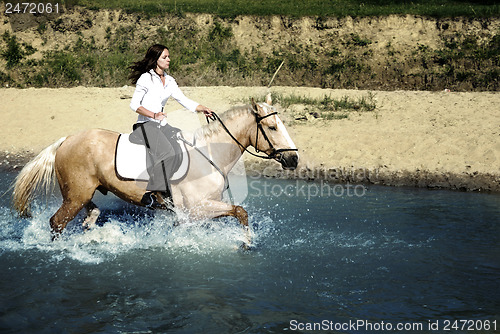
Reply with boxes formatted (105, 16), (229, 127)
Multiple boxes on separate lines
(350, 34), (372, 47)
(208, 21), (233, 42)
(1, 32), (24, 68)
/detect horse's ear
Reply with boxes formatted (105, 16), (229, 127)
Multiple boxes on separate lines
(265, 93), (272, 106)
(251, 98), (258, 112)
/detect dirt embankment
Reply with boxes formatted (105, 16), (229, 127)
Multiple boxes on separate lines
(1, 7), (499, 90)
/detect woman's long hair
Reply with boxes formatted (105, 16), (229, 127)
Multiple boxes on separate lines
(129, 44), (168, 84)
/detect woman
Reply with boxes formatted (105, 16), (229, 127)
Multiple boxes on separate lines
(129, 44), (213, 208)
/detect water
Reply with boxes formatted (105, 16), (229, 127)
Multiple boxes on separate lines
(0, 171), (499, 333)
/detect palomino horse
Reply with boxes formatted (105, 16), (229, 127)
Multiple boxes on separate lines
(12, 95), (299, 246)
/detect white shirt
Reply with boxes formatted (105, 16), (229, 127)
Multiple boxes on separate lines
(130, 70), (199, 123)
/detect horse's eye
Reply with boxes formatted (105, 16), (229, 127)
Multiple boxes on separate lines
(268, 126), (277, 131)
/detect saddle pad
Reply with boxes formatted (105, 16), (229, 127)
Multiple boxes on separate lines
(115, 133), (189, 183)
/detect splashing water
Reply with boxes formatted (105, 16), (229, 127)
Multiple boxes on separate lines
(1, 173), (499, 333)
(0, 196), (270, 264)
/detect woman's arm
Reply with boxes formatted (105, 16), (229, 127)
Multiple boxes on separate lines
(130, 73), (164, 120)
(135, 106), (161, 120)
(169, 81), (213, 116)
(130, 80), (147, 113)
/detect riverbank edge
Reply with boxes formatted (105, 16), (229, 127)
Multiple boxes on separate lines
(245, 160), (500, 193)
(2, 151), (498, 193)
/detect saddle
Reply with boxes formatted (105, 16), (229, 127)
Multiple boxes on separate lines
(115, 127), (190, 183)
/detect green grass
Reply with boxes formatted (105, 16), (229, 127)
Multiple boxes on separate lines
(244, 92), (377, 122)
(71, 0), (499, 18)
(277, 92), (376, 110)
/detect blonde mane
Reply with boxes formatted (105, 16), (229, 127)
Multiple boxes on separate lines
(194, 105), (253, 140)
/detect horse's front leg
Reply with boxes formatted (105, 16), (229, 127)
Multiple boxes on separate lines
(219, 205), (253, 249)
(192, 200), (252, 248)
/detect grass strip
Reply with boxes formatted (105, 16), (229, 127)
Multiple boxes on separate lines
(71, 0), (500, 18)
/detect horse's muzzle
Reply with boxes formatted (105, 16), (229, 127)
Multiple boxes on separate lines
(277, 151), (299, 170)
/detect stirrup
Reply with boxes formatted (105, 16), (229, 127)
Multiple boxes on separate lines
(140, 192), (165, 210)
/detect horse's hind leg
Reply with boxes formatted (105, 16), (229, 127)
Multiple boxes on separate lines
(50, 187), (96, 239)
(50, 200), (86, 238)
(82, 201), (100, 231)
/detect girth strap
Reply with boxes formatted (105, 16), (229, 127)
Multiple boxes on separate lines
(139, 123), (151, 149)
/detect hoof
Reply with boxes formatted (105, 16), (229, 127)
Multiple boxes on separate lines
(51, 231), (61, 242)
(82, 208), (100, 231)
(240, 242), (256, 251)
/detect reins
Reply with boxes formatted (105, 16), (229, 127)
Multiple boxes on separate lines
(177, 104), (298, 204)
(206, 104), (298, 161)
(206, 112), (272, 160)
(175, 131), (230, 192)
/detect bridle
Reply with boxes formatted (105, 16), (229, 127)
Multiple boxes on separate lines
(207, 103), (298, 161)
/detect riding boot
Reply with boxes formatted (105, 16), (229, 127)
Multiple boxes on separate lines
(146, 160), (173, 195)
(142, 160), (173, 210)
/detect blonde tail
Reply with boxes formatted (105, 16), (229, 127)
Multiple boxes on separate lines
(11, 137), (67, 217)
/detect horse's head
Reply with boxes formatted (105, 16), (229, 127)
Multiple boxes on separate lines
(250, 94), (299, 170)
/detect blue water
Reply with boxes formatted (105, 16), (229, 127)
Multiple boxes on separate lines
(0, 171), (499, 333)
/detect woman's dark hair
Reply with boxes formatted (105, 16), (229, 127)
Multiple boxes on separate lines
(129, 44), (168, 84)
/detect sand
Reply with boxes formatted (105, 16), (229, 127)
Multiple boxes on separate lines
(0, 86), (498, 192)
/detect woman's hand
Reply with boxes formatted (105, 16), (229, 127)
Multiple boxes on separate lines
(154, 112), (166, 121)
(196, 105), (214, 117)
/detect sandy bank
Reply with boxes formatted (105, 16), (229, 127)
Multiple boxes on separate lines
(0, 86), (498, 192)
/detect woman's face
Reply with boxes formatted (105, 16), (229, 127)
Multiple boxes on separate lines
(156, 49), (170, 72)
